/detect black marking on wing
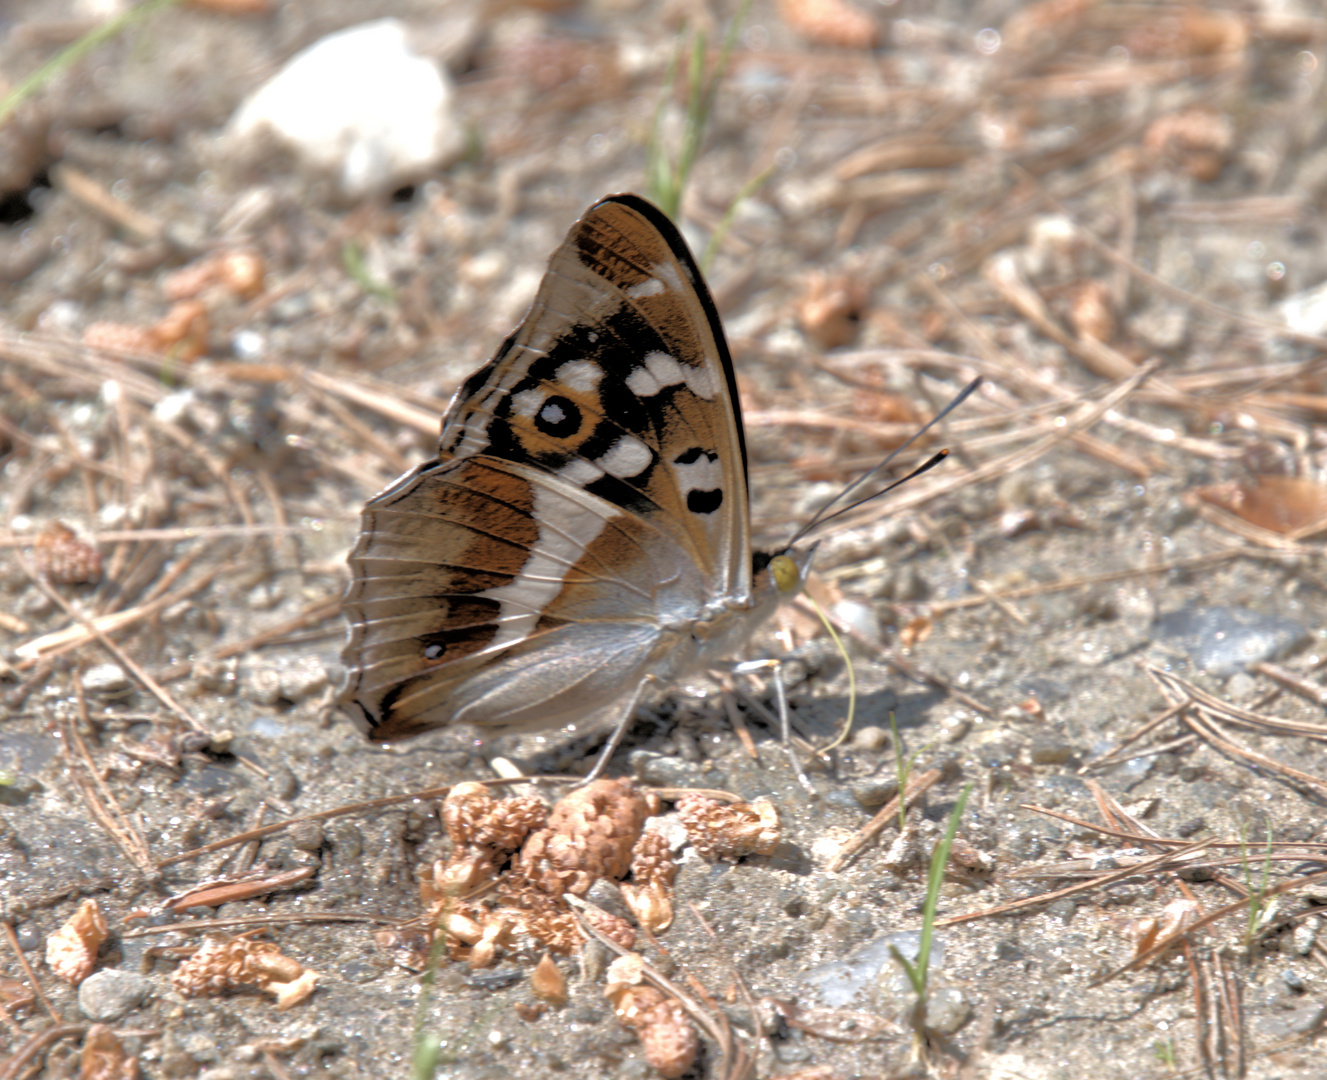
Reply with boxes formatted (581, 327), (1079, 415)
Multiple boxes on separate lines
(686, 488), (723, 515)
(534, 396), (581, 438)
(583, 193), (750, 484)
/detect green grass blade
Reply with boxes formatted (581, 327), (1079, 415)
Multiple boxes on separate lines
(699, 164), (775, 273)
(914, 783), (972, 998)
(0, 0), (181, 127)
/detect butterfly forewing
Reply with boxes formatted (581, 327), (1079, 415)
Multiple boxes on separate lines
(341, 195), (762, 741)
(440, 197), (751, 593)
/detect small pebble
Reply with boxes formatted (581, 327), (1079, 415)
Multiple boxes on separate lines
(1225, 672), (1258, 702)
(850, 777), (898, 808)
(180, 1031), (219, 1064)
(1046, 899), (1077, 925)
(831, 599), (880, 642)
(279, 657), (329, 702)
(1152, 752), (1179, 776)
(288, 822), (324, 852)
(1279, 277), (1327, 336)
(192, 658), (238, 695)
(925, 986), (971, 1034)
(849, 725), (889, 752)
(939, 714), (971, 743)
(78, 969), (154, 1021)
(1130, 304), (1188, 350)
(246, 581), (283, 611)
(627, 751), (704, 788)
(886, 565), (929, 602)
(83, 663), (130, 696)
(269, 765), (300, 801)
(1028, 739), (1075, 765)
(340, 960), (379, 984)
(584, 879), (633, 921)
(244, 667), (283, 706)
(774, 1042), (813, 1064)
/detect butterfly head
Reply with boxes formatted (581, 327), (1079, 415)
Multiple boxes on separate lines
(753, 544), (817, 602)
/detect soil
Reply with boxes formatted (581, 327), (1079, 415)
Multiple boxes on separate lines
(2, 2), (1327, 1078)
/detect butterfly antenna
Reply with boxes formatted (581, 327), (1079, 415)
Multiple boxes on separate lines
(786, 376), (982, 549)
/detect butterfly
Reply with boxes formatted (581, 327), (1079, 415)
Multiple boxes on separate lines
(339, 193), (974, 774)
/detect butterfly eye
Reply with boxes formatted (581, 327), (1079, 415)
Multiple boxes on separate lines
(769, 554), (800, 594)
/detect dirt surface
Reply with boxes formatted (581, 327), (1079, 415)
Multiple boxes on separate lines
(3, 1), (1327, 1077)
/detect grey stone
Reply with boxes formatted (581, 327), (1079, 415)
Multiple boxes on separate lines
(1046, 898), (1077, 925)
(1151, 606), (1308, 676)
(1256, 1002), (1325, 1038)
(850, 777), (898, 808)
(244, 666), (283, 705)
(627, 751), (704, 788)
(289, 821), (324, 851)
(180, 1031), (219, 1063)
(279, 657), (330, 702)
(1028, 739), (1075, 765)
(78, 968), (153, 1021)
(925, 985), (971, 1034)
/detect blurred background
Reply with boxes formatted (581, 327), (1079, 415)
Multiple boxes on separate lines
(4, 1), (1327, 1077)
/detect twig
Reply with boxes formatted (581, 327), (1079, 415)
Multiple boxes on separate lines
(1, 922), (57, 1023)
(16, 556), (208, 736)
(1091, 868), (1327, 985)
(828, 768), (942, 872)
(155, 785), (457, 868)
(66, 672), (156, 877)
(0, 1023), (87, 1080)
(937, 840), (1216, 927)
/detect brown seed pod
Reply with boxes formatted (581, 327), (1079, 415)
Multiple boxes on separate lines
(778, 0), (880, 49)
(605, 955), (698, 1079)
(621, 830), (678, 932)
(33, 522), (102, 585)
(430, 783), (549, 898)
(171, 933), (318, 1010)
(531, 953), (567, 1004)
(519, 779), (654, 896)
(1142, 109), (1233, 182)
(675, 794), (781, 861)
(1068, 280), (1115, 344)
(46, 899), (108, 984)
(81, 1023), (139, 1080)
(148, 300), (210, 360)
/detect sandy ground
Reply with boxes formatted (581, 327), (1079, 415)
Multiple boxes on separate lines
(3, 1), (1327, 1077)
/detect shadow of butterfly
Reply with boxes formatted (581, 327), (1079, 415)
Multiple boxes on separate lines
(339, 193), (977, 776)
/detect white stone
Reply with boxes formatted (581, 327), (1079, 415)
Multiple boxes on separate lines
(83, 663), (130, 696)
(227, 19), (463, 198)
(1280, 278), (1327, 336)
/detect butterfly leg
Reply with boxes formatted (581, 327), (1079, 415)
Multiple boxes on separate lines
(578, 673), (659, 785)
(727, 658), (816, 796)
